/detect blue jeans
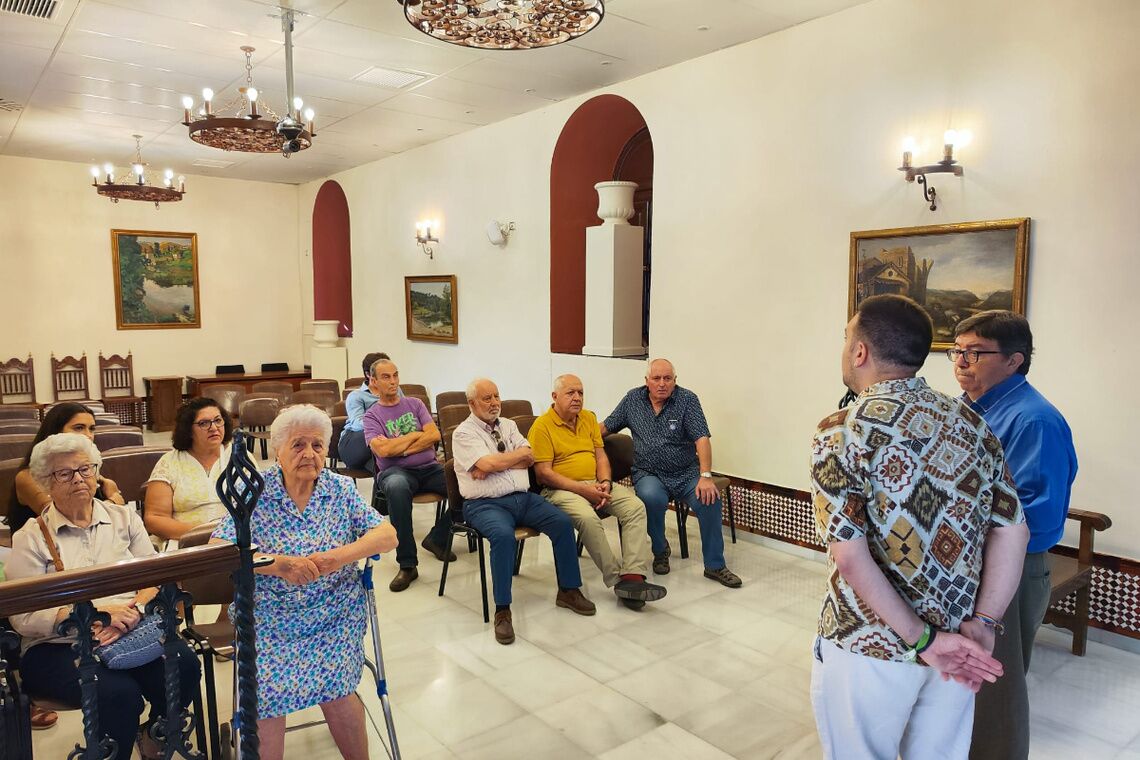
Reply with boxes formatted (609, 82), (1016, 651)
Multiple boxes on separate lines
(337, 428), (375, 473)
(463, 491), (582, 606)
(634, 474), (726, 569)
(378, 463), (451, 568)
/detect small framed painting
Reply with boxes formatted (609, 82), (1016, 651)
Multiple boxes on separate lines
(849, 218), (1030, 350)
(111, 229), (201, 330)
(405, 275), (458, 344)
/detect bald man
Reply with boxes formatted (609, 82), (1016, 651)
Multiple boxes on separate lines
(602, 358), (741, 587)
(528, 374), (666, 610)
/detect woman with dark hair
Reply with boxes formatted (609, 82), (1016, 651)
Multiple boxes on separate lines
(143, 397), (233, 544)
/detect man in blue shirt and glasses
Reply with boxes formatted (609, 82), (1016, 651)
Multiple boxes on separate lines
(950, 310), (1078, 760)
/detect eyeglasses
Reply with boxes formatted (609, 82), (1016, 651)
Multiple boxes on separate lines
(945, 348), (1004, 365)
(50, 463), (99, 483)
(489, 427), (506, 453)
(194, 417), (226, 430)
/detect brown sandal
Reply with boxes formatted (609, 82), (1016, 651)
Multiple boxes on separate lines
(30, 705), (58, 730)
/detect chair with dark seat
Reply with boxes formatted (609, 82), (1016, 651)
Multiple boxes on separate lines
(0, 406), (39, 421)
(329, 416), (374, 486)
(673, 475), (738, 559)
(346, 376), (367, 391)
(201, 384), (246, 422)
(500, 399), (533, 418)
(98, 352), (145, 426)
(215, 364), (245, 375)
(0, 434), (35, 462)
(93, 413), (120, 426)
(435, 391), (466, 415)
(98, 445), (170, 509)
(51, 353), (96, 403)
(289, 389), (337, 412)
(0, 457), (23, 514)
(299, 379), (339, 395)
(0, 355), (37, 406)
(441, 424), (460, 461)
(92, 426), (144, 452)
(439, 459), (539, 623)
(1044, 508), (1113, 655)
(332, 400), (348, 417)
(250, 381), (292, 403)
(511, 414), (538, 438)
(437, 404), (469, 434)
(238, 397), (280, 459)
(568, 433), (632, 555)
(0, 421), (40, 435)
(260, 362), (289, 372)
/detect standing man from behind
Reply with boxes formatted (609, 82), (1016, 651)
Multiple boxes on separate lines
(529, 374), (667, 610)
(810, 294), (1028, 759)
(339, 351), (391, 473)
(452, 378), (596, 645)
(602, 358), (741, 587)
(363, 358), (453, 592)
(951, 311), (1078, 760)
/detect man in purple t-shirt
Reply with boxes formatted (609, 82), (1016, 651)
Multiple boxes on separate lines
(363, 358), (453, 591)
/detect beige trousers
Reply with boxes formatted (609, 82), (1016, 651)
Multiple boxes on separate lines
(542, 482), (650, 586)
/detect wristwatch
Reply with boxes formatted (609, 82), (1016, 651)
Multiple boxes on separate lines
(699, 471), (712, 479)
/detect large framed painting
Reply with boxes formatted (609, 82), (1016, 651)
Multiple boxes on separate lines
(111, 229), (200, 330)
(405, 275), (458, 344)
(849, 218), (1030, 350)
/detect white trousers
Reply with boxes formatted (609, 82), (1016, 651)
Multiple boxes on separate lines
(810, 637), (975, 760)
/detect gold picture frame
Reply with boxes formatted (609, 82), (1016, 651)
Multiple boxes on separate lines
(849, 218), (1030, 350)
(405, 275), (458, 344)
(111, 229), (201, 330)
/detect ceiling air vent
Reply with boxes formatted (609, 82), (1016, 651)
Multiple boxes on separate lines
(351, 66), (426, 89)
(0, 99), (24, 112)
(1, 0), (59, 20)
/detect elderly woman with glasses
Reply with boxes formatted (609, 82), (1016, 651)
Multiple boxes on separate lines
(144, 397), (234, 544)
(211, 404), (397, 760)
(6, 433), (200, 760)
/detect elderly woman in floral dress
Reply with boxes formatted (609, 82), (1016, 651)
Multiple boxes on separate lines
(211, 404), (396, 760)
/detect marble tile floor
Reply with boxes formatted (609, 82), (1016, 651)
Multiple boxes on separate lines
(29, 447), (1140, 758)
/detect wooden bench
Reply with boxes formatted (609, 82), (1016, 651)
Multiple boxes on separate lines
(1044, 507), (1112, 656)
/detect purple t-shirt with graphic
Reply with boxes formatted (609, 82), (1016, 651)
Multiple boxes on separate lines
(362, 396), (437, 472)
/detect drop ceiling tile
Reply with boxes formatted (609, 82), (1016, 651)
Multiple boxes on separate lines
(295, 18), (483, 76)
(380, 92), (510, 126)
(408, 75), (554, 113)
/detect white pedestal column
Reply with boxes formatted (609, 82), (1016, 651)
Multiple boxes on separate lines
(311, 346), (348, 386)
(583, 181), (645, 358)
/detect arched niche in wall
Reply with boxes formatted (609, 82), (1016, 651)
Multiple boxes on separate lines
(549, 95), (653, 354)
(312, 180), (353, 337)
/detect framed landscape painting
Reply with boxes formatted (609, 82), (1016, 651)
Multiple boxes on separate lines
(111, 229), (200, 330)
(849, 218), (1030, 350)
(405, 275), (458, 344)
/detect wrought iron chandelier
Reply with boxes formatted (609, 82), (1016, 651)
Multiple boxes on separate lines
(399, 0), (605, 49)
(90, 135), (185, 209)
(181, 10), (315, 156)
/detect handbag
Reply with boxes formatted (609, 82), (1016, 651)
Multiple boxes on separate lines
(36, 516), (165, 670)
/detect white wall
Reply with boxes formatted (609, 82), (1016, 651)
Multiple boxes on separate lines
(0, 155), (303, 395)
(298, 0), (1140, 560)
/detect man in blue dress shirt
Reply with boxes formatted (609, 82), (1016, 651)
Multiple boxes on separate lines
(950, 311), (1078, 760)
(339, 352), (402, 472)
(602, 358), (741, 588)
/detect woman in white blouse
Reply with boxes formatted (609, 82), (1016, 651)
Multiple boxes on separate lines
(143, 397), (233, 544)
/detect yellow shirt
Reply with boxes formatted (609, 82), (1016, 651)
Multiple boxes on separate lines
(527, 407), (602, 481)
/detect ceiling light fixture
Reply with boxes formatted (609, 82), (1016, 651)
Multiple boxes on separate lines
(90, 134), (185, 209)
(398, 0), (604, 50)
(181, 10), (315, 157)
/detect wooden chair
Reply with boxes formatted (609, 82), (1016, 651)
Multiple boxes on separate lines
(299, 379), (339, 395)
(93, 427), (145, 452)
(98, 445), (170, 509)
(289, 390), (337, 412)
(442, 424), (459, 461)
(0, 457), (23, 514)
(500, 399), (533, 418)
(98, 352), (145, 426)
(0, 355), (37, 405)
(439, 459), (538, 623)
(1044, 508), (1113, 656)
(674, 475), (738, 559)
(51, 353), (94, 402)
(238, 397), (280, 459)
(0, 434), (36, 462)
(250, 381), (292, 403)
(435, 391), (466, 414)
(329, 417), (373, 485)
(201, 384), (246, 422)
(400, 384), (429, 403)
(0, 406), (39, 421)
(0, 421), (41, 436)
(511, 414), (537, 438)
(438, 404), (469, 433)
(332, 400), (347, 417)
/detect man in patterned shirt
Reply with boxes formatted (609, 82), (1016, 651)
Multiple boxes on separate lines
(809, 294), (1029, 759)
(602, 358), (741, 587)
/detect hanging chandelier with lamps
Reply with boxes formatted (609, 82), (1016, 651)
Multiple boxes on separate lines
(399, 0), (605, 50)
(90, 135), (185, 209)
(181, 10), (315, 157)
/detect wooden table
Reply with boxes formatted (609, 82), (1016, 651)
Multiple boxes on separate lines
(186, 370), (311, 397)
(144, 375), (184, 432)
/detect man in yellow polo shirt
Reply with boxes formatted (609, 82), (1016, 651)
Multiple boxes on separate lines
(529, 374), (666, 610)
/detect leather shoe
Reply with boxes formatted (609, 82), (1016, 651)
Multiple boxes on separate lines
(555, 588), (596, 616)
(30, 706), (57, 730)
(389, 567), (418, 592)
(704, 567), (742, 588)
(620, 598), (646, 611)
(494, 609), (515, 645)
(613, 578), (667, 602)
(421, 536), (457, 563)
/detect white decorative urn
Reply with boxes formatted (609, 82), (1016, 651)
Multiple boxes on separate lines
(312, 319), (341, 347)
(594, 181), (639, 225)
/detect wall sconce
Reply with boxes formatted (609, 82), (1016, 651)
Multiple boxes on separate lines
(485, 220), (515, 247)
(415, 219), (439, 259)
(899, 129), (970, 210)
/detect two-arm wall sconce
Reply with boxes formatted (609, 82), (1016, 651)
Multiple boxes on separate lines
(899, 129), (970, 210)
(415, 220), (439, 259)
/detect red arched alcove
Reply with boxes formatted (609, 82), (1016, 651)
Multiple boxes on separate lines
(550, 95), (650, 354)
(312, 180), (353, 337)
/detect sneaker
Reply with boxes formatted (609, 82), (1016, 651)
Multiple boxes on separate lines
(620, 598), (646, 611)
(29, 706), (57, 730)
(704, 567), (742, 588)
(555, 588), (597, 616)
(652, 552), (670, 575)
(421, 536), (457, 563)
(389, 567), (419, 592)
(613, 578), (667, 602)
(494, 609), (515, 645)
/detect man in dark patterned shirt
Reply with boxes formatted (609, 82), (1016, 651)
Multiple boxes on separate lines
(809, 294), (1029, 759)
(602, 358), (741, 587)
